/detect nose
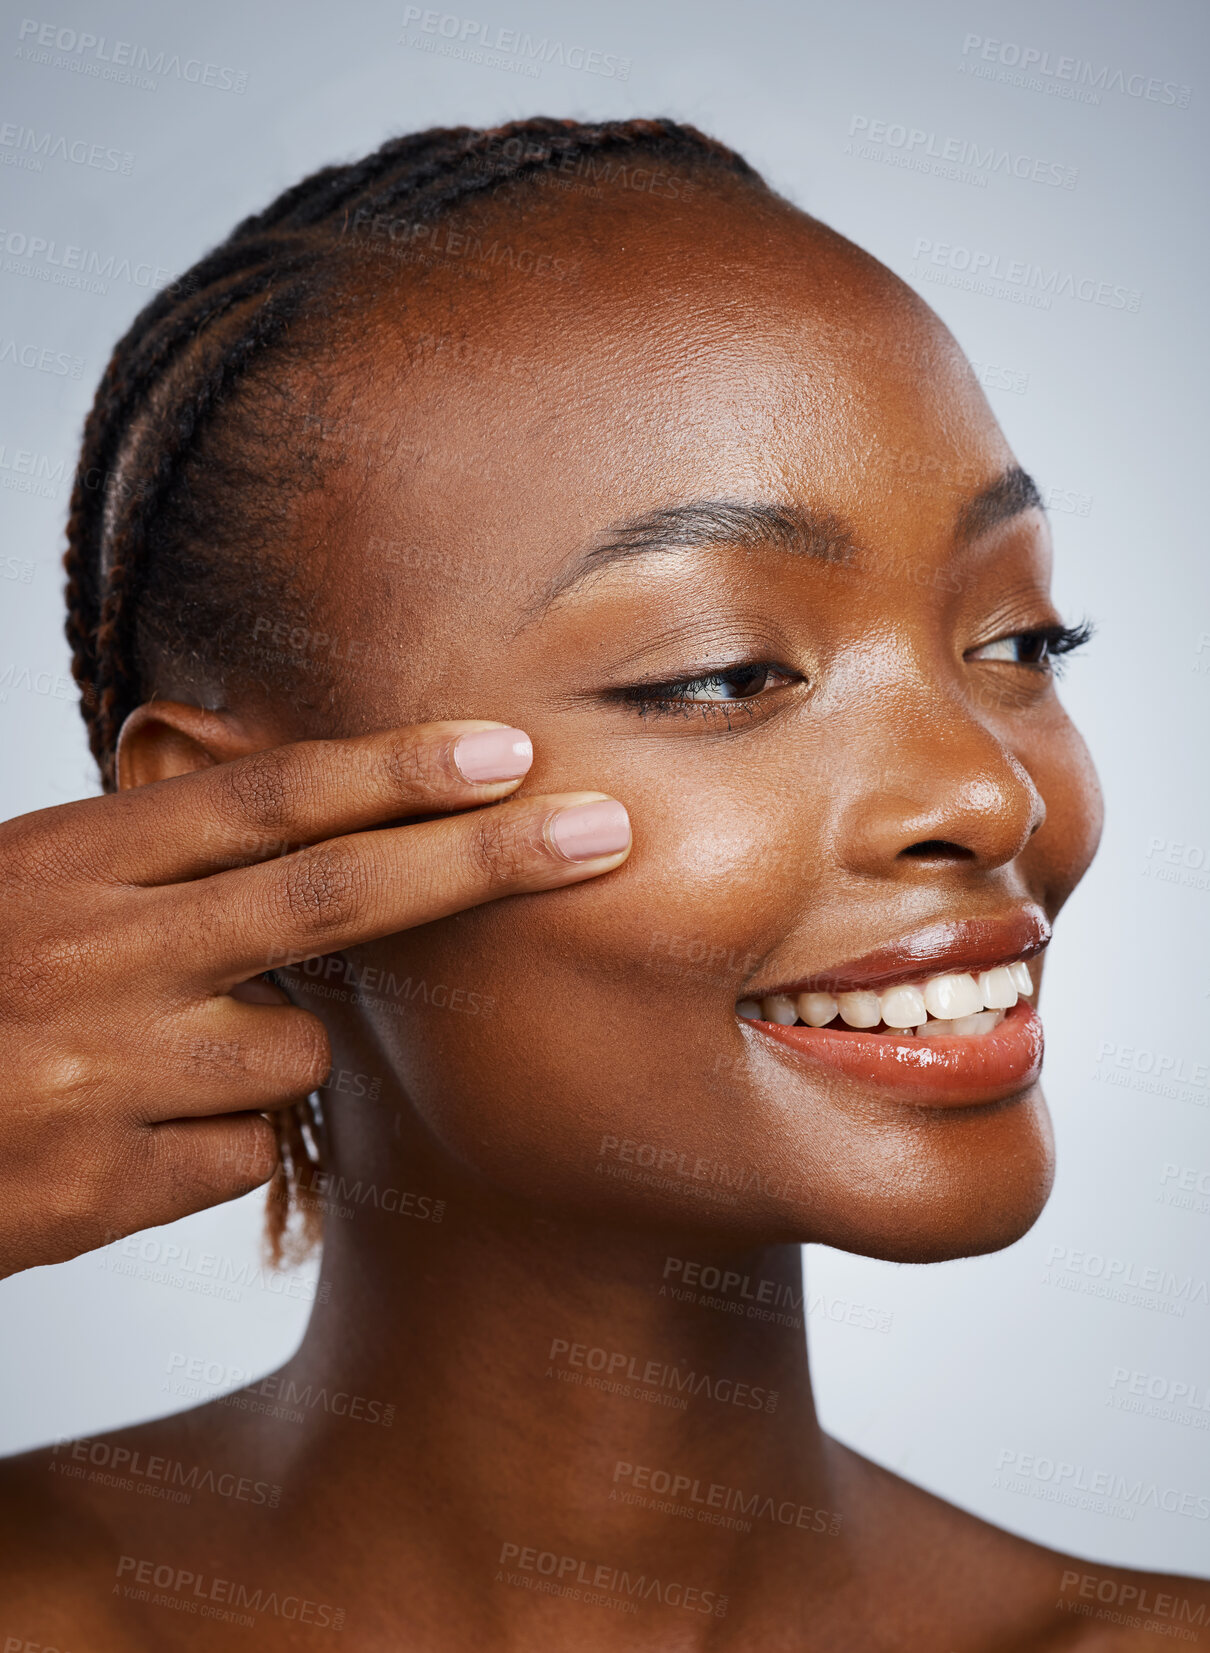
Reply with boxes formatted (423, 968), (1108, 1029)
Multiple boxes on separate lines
(835, 692), (1046, 878)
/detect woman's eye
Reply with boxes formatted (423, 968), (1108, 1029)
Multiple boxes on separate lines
(617, 662), (796, 718)
(969, 634), (1049, 665)
(676, 664), (781, 701)
(967, 621), (1093, 672)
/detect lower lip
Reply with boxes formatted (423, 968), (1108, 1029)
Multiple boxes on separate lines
(743, 1001), (1043, 1107)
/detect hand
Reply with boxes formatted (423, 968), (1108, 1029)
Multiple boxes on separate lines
(0, 719), (630, 1278)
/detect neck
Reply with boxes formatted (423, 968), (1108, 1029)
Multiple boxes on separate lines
(267, 1064), (846, 1642)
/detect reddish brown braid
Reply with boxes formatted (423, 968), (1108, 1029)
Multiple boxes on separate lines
(62, 116), (765, 1263)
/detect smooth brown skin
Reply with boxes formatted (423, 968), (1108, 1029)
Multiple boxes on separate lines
(1, 176), (1205, 1649)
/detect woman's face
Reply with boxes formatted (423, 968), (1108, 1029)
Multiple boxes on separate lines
(283, 180), (1102, 1261)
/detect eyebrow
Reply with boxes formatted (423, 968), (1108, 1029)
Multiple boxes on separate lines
(955, 465), (1044, 543)
(525, 465), (1044, 620)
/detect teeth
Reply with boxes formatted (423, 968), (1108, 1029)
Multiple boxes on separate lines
(797, 991), (839, 1027)
(740, 953), (1037, 1036)
(1008, 960), (1033, 995)
(918, 1009), (1005, 1037)
(879, 984), (928, 1028)
(836, 990), (882, 1029)
(922, 972), (983, 1020)
(977, 966), (1018, 1010)
(760, 994), (799, 1025)
(950, 1010), (1003, 1035)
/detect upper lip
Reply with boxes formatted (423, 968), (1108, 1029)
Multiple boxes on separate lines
(748, 908), (1050, 999)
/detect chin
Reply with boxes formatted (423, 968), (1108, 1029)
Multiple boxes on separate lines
(802, 1086), (1056, 1265)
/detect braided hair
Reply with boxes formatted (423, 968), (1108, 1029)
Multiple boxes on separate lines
(62, 116), (766, 1263)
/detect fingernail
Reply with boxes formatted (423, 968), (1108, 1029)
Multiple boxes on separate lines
(453, 726), (533, 783)
(548, 798), (631, 861)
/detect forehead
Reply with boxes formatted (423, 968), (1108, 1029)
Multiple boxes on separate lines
(313, 182), (1014, 641)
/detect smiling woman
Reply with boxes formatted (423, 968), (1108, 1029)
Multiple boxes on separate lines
(0, 115), (1204, 1650)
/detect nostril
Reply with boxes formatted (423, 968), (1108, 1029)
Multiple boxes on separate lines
(900, 839), (977, 861)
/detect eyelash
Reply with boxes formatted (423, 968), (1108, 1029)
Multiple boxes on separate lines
(615, 621), (1094, 721)
(966, 619), (1094, 674)
(615, 662), (798, 722)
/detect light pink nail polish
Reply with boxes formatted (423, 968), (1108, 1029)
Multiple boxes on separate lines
(548, 799), (631, 861)
(453, 727), (533, 782)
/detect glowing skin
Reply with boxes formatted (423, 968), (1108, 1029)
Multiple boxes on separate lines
(3, 173), (1204, 1649)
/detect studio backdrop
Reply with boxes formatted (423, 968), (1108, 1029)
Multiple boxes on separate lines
(0, 0), (1206, 1575)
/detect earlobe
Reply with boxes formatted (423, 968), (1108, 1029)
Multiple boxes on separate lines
(114, 699), (269, 790)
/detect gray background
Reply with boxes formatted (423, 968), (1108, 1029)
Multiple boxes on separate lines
(1, 0), (1207, 1575)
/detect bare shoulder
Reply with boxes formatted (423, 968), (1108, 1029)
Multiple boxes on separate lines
(1040, 1556), (1210, 1649)
(0, 1397), (269, 1649)
(824, 1437), (1210, 1649)
(0, 1436), (146, 1648)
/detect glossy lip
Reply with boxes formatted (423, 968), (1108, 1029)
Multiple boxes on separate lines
(744, 1000), (1044, 1107)
(747, 907), (1050, 999)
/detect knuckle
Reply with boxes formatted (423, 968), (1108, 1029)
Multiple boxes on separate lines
(467, 804), (549, 887)
(26, 1045), (107, 1113)
(0, 810), (75, 890)
(36, 1172), (103, 1253)
(274, 843), (367, 933)
(34, 1129), (131, 1256)
(0, 928), (100, 1015)
(213, 1117), (280, 1194)
(174, 1028), (252, 1083)
(150, 1116), (279, 1207)
(285, 1012), (332, 1091)
(379, 730), (443, 792)
(218, 746), (305, 838)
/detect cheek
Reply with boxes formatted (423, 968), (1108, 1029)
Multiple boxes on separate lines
(421, 766), (818, 1015)
(345, 770), (821, 1174)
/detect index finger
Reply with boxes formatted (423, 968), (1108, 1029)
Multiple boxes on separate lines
(35, 720), (535, 886)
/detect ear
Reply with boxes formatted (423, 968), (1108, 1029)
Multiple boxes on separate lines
(115, 699), (281, 790)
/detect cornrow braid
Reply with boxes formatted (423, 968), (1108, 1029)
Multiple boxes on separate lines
(63, 115), (765, 1263)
